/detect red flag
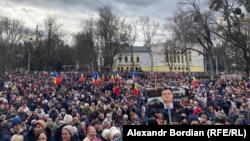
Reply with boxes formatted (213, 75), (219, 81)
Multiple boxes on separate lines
(116, 73), (120, 83)
(110, 75), (115, 83)
(80, 73), (85, 82)
(102, 74), (105, 82)
(56, 75), (62, 84)
(132, 74), (137, 83)
(193, 77), (198, 87)
(114, 85), (120, 95)
(133, 83), (138, 96)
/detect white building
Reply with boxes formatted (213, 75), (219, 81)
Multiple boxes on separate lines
(113, 44), (204, 72)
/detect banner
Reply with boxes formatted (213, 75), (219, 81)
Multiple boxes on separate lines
(123, 125), (250, 141)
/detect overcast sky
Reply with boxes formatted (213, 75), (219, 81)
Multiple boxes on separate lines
(0, 0), (179, 45)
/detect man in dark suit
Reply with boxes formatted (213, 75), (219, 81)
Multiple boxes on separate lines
(160, 87), (183, 125)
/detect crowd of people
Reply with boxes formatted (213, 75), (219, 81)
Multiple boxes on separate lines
(0, 71), (250, 141)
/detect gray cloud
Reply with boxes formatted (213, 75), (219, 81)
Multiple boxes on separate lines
(1, 0), (179, 45)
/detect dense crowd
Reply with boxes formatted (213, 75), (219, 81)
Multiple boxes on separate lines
(0, 71), (249, 141)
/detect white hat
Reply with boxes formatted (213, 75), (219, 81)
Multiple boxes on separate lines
(101, 129), (111, 140)
(63, 115), (73, 124)
(63, 125), (77, 136)
(110, 126), (120, 139)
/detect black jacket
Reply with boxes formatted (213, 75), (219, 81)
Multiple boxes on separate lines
(53, 124), (67, 141)
(160, 103), (183, 124)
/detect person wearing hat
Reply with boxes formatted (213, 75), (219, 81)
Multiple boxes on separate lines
(101, 128), (112, 141)
(110, 126), (121, 141)
(54, 115), (73, 141)
(188, 115), (201, 125)
(26, 120), (53, 141)
(2, 117), (27, 141)
(62, 125), (78, 141)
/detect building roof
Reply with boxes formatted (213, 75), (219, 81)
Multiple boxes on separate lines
(121, 46), (150, 52)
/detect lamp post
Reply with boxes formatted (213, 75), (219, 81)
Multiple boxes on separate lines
(28, 38), (33, 73)
(212, 56), (218, 75)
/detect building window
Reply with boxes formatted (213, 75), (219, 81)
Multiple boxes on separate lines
(186, 67), (188, 70)
(136, 67), (138, 71)
(121, 67), (124, 71)
(125, 56), (128, 62)
(131, 56), (133, 62)
(174, 67), (177, 70)
(189, 51), (191, 61)
(118, 67), (120, 71)
(177, 56), (180, 63)
(182, 67), (184, 70)
(130, 67), (133, 71)
(136, 56), (140, 62)
(178, 67), (180, 70)
(174, 51), (176, 63)
(119, 56), (122, 62)
(126, 67), (129, 71)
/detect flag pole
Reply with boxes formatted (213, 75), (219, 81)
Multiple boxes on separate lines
(168, 107), (172, 125)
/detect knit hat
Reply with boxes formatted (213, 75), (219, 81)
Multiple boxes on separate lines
(34, 120), (46, 129)
(110, 126), (120, 139)
(188, 115), (200, 125)
(101, 129), (111, 140)
(63, 125), (77, 136)
(12, 117), (22, 127)
(63, 115), (73, 124)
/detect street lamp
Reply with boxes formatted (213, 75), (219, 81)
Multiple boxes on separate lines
(212, 56), (218, 75)
(28, 38), (33, 73)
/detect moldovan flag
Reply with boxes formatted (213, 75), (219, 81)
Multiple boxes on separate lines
(80, 72), (85, 82)
(92, 72), (99, 85)
(102, 74), (105, 82)
(114, 84), (120, 95)
(132, 72), (138, 83)
(133, 83), (138, 96)
(110, 74), (115, 84)
(116, 72), (121, 83)
(193, 77), (198, 87)
(53, 71), (61, 85)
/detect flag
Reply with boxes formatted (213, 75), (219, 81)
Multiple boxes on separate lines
(92, 72), (99, 85)
(132, 72), (137, 83)
(80, 72), (85, 82)
(114, 84), (120, 95)
(56, 75), (62, 84)
(193, 77), (198, 87)
(102, 74), (105, 82)
(53, 71), (57, 84)
(53, 71), (61, 85)
(116, 72), (120, 83)
(133, 83), (138, 96)
(110, 74), (115, 83)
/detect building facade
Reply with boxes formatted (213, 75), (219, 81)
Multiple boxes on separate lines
(113, 45), (204, 72)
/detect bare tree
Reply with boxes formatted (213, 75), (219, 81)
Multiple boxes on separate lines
(165, 9), (197, 76)
(125, 20), (138, 71)
(208, 0), (250, 78)
(179, 0), (218, 80)
(138, 16), (160, 73)
(0, 16), (24, 73)
(164, 39), (177, 73)
(75, 18), (98, 71)
(96, 6), (128, 72)
(43, 15), (65, 71)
